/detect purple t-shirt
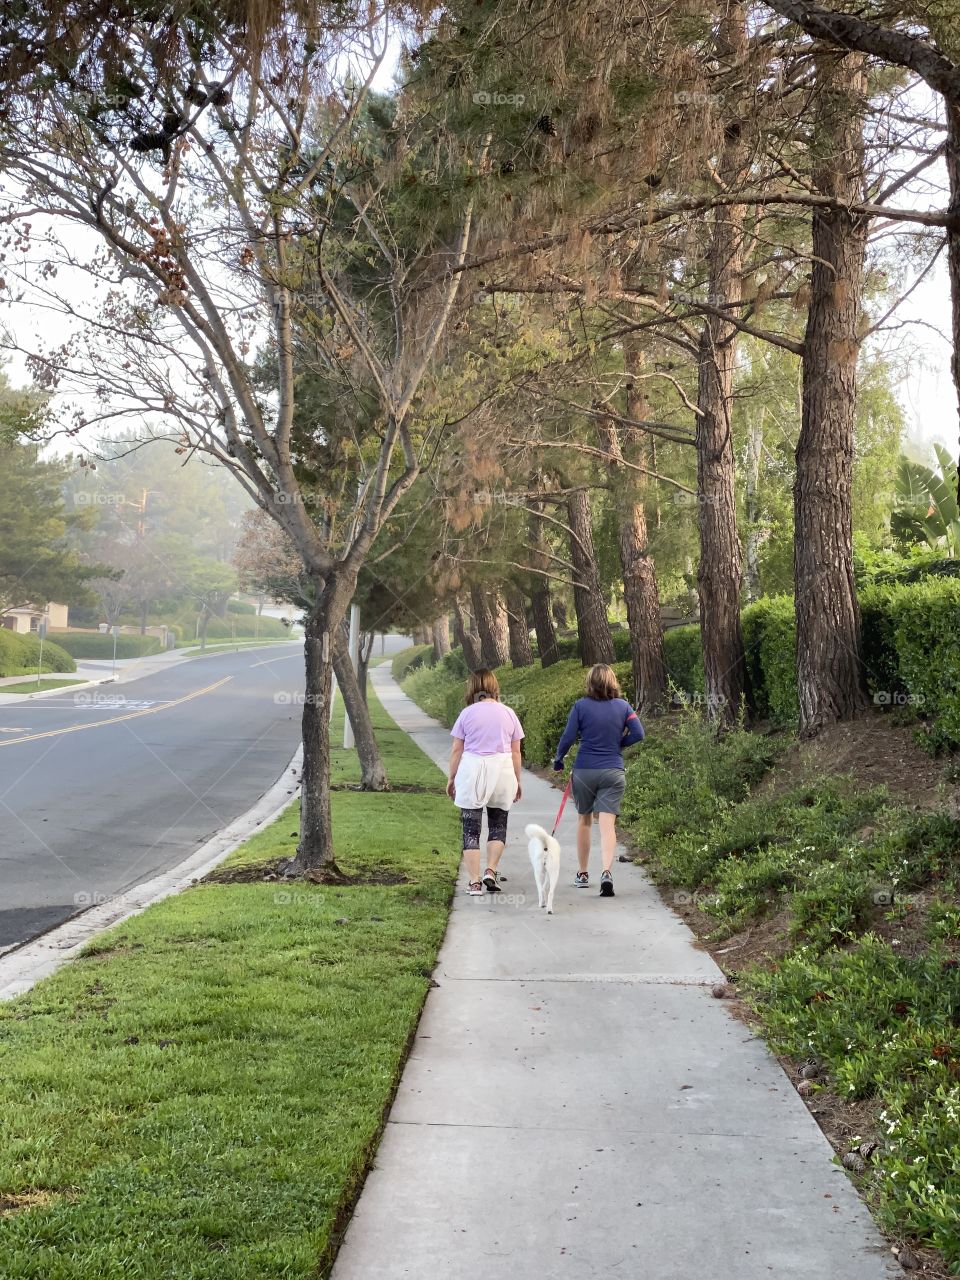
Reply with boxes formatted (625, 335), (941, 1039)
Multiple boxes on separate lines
(451, 700), (524, 755)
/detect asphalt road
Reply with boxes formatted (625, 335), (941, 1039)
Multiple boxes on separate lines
(0, 644), (307, 951)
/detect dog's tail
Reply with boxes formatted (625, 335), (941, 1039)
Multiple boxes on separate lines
(525, 823), (552, 846)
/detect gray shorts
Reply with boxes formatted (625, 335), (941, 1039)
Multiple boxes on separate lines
(571, 767), (626, 815)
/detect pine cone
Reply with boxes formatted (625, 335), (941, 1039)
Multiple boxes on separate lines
(499, 160), (515, 175)
(130, 131), (171, 163)
(162, 110), (186, 136)
(842, 1152), (867, 1175)
(536, 114), (558, 137)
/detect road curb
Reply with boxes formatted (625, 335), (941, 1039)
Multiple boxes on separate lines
(0, 745), (304, 1001)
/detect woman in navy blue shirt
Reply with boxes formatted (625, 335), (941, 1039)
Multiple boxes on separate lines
(553, 663), (644, 897)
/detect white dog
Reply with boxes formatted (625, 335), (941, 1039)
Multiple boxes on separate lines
(525, 823), (561, 914)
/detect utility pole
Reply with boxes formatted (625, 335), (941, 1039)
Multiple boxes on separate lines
(343, 602), (361, 748)
(343, 477), (363, 749)
(36, 611), (48, 688)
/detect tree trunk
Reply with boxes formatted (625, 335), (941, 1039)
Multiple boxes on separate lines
(453, 598), (483, 670)
(599, 338), (668, 712)
(528, 499), (561, 667)
(357, 631), (375, 705)
(947, 103), (960, 498)
(566, 488), (615, 667)
(744, 410), (765, 603)
(696, 2), (749, 725)
(297, 597), (338, 872)
(505, 588), (533, 667)
(529, 581), (559, 667)
(198, 608), (209, 653)
(552, 598), (568, 630)
(432, 614), (451, 663)
(470, 585), (510, 668)
(794, 51), (870, 736)
(334, 628), (388, 791)
(140, 599), (148, 635)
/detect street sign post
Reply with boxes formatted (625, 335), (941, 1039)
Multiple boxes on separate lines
(36, 616), (48, 688)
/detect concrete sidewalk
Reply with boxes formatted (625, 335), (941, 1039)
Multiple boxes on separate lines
(332, 668), (897, 1280)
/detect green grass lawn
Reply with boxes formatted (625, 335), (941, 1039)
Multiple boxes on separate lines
(182, 638), (302, 658)
(0, 684), (458, 1280)
(0, 678), (86, 693)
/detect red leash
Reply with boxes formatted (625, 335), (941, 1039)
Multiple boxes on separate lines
(551, 778), (572, 837)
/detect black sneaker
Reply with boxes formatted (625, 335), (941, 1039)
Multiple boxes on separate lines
(600, 871), (615, 897)
(482, 869), (502, 893)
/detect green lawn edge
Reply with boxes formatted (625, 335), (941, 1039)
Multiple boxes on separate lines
(0, 681), (458, 1280)
(0, 678), (86, 694)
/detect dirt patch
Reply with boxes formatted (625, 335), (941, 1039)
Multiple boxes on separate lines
(757, 711), (958, 812)
(203, 857), (407, 887)
(0, 1189), (72, 1215)
(699, 908), (796, 976)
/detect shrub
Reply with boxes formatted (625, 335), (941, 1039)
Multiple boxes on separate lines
(441, 647), (469, 679)
(52, 632), (163, 659)
(661, 624), (703, 699)
(227, 599), (257, 615)
(0, 629), (76, 677)
(619, 709), (781, 886)
(743, 937), (960, 1265)
(400, 653), (637, 768)
(197, 613), (291, 641)
(391, 643), (436, 682)
(861, 578), (960, 751)
(402, 662), (463, 724)
(742, 596), (797, 724)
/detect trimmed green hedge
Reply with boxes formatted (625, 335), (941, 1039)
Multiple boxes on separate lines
(662, 625), (704, 701)
(402, 655), (636, 768)
(662, 580), (960, 747)
(52, 632), (163, 660)
(391, 643), (436, 682)
(861, 578), (960, 752)
(741, 596), (797, 723)
(407, 577), (960, 750)
(0, 629), (77, 677)
(116, 611), (292, 644)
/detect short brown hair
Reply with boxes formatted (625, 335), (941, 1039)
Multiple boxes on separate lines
(585, 663), (622, 701)
(464, 668), (500, 705)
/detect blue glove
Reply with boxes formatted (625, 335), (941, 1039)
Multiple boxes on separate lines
(552, 760), (564, 772)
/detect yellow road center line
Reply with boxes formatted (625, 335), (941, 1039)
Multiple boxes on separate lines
(0, 676), (233, 749)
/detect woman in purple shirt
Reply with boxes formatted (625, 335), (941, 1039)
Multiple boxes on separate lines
(553, 664), (644, 897)
(447, 669), (524, 896)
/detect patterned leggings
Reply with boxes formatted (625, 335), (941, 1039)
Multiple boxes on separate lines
(460, 806), (509, 850)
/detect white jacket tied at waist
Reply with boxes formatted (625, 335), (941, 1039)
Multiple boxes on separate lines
(454, 750), (516, 810)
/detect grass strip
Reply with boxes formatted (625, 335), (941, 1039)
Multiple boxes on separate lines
(182, 639), (301, 658)
(0, 681), (458, 1279)
(0, 679), (86, 694)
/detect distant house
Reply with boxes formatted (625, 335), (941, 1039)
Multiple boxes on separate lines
(0, 603), (70, 634)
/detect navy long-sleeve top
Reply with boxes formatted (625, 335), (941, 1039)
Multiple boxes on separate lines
(554, 697), (645, 771)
